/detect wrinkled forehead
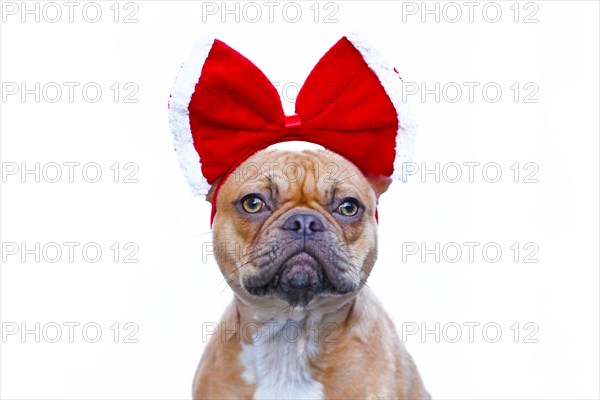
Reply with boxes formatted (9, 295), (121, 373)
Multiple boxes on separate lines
(221, 150), (370, 200)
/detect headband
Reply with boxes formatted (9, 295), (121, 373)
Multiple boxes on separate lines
(168, 34), (416, 222)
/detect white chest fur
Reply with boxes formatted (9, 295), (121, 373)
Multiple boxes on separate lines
(238, 319), (324, 400)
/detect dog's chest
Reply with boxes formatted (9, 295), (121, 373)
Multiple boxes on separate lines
(238, 320), (324, 400)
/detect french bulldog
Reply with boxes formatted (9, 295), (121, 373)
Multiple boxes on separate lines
(193, 149), (430, 399)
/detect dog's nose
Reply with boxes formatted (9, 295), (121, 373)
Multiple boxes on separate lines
(282, 214), (325, 236)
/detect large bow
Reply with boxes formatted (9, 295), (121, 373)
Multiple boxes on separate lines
(169, 34), (416, 198)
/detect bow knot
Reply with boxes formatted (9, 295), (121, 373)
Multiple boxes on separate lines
(284, 114), (302, 136)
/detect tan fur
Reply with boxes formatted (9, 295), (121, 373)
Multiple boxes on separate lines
(193, 150), (430, 399)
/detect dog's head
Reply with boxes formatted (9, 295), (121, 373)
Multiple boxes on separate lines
(209, 149), (391, 310)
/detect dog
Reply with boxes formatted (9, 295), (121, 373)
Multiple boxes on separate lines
(192, 149), (430, 399)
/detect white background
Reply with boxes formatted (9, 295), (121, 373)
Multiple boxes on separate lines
(1, 1), (599, 399)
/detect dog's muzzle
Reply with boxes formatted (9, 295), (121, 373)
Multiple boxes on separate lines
(243, 212), (353, 307)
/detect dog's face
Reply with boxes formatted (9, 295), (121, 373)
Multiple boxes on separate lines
(209, 149), (390, 311)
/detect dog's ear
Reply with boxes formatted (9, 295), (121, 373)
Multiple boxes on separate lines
(205, 177), (222, 203)
(366, 174), (392, 199)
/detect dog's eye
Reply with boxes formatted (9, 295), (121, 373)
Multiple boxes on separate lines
(241, 196), (264, 213)
(338, 198), (360, 217)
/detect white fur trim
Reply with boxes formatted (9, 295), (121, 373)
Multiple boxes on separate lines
(346, 33), (418, 182)
(168, 37), (215, 195)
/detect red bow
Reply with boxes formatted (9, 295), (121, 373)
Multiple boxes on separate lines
(169, 35), (415, 221)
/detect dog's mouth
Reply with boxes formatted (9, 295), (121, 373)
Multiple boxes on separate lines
(244, 252), (338, 307)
